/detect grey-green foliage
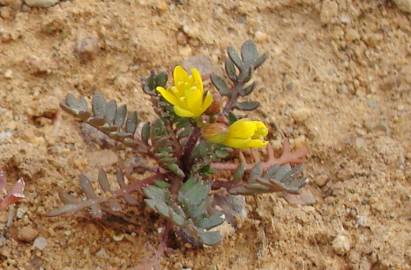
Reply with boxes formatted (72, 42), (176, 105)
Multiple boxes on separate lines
(149, 119), (185, 177)
(48, 169), (137, 218)
(229, 163), (306, 195)
(144, 178), (224, 246)
(61, 92), (141, 147)
(211, 40), (268, 112)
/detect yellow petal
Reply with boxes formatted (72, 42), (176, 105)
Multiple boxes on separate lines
(228, 119), (257, 139)
(191, 68), (203, 92)
(247, 139), (268, 148)
(224, 138), (249, 149)
(173, 66), (189, 84)
(157, 87), (180, 106)
(254, 121), (268, 137)
(174, 105), (195, 118)
(185, 86), (203, 114)
(200, 91), (213, 114)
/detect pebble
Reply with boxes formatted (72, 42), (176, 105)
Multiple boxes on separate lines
(176, 31), (188, 45)
(291, 107), (312, 123)
(320, 0), (339, 25)
(254, 31), (269, 43)
(74, 34), (99, 62)
(356, 215), (367, 227)
(96, 248), (109, 258)
(17, 226), (39, 242)
(332, 234), (351, 255)
(283, 187), (316, 205)
(314, 174), (329, 187)
(24, 0), (59, 7)
(393, 0), (411, 13)
(4, 69), (13, 79)
(16, 206), (27, 219)
(33, 236), (47, 250)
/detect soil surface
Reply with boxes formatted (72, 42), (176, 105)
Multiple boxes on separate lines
(0, 0), (410, 269)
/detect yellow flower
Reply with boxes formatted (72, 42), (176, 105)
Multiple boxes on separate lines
(156, 66), (213, 118)
(203, 119), (268, 150)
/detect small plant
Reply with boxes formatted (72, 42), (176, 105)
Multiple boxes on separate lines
(49, 40), (307, 257)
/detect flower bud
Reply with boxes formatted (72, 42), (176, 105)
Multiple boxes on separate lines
(201, 123), (227, 144)
(205, 90), (223, 115)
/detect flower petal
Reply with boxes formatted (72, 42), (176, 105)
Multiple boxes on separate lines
(228, 119), (257, 139)
(224, 138), (250, 149)
(200, 91), (213, 114)
(173, 66), (189, 84)
(191, 68), (203, 92)
(247, 139), (268, 149)
(174, 105), (195, 118)
(157, 87), (180, 106)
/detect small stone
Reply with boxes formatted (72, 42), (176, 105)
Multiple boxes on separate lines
(156, 0), (168, 13)
(176, 31), (188, 45)
(291, 107), (312, 123)
(315, 174), (329, 187)
(345, 28), (360, 42)
(96, 248), (108, 258)
(393, 0), (411, 13)
(74, 33), (99, 62)
(332, 234), (351, 255)
(293, 135), (306, 149)
(112, 233), (124, 242)
(17, 226), (39, 242)
(356, 215), (367, 227)
(254, 31), (269, 43)
(33, 236), (47, 250)
(16, 206), (28, 219)
(24, 0), (59, 7)
(284, 187), (316, 205)
(4, 69), (13, 79)
(320, 0), (339, 25)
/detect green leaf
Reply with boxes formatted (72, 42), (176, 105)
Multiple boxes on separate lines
(114, 104), (127, 127)
(238, 66), (253, 83)
(92, 93), (106, 118)
(254, 53), (268, 70)
(198, 212), (225, 230)
(235, 101), (260, 111)
(198, 231), (221, 246)
(233, 162), (245, 181)
(155, 72), (168, 88)
(239, 81), (256, 96)
(241, 40), (258, 66)
(211, 74), (231, 96)
(166, 163), (185, 178)
(228, 112), (237, 124)
(249, 162), (262, 181)
(227, 46), (243, 70)
(225, 58), (237, 81)
(143, 185), (167, 202)
(125, 111), (138, 134)
(141, 122), (150, 144)
(104, 100), (117, 125)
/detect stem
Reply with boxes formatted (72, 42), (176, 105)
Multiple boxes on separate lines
(223, 80), (245, 116)
(181, 126), (201, 174)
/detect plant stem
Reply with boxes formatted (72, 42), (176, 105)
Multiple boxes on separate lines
(181, 126), (201, 174)
(223, 80), (244, 115)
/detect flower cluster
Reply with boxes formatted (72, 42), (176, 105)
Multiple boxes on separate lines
(157, 66), (268, 150)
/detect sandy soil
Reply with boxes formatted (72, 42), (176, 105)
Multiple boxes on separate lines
(0, 0), (410, 269)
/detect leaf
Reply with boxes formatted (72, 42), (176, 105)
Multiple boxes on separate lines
(249, 163), (262, 181)
(114, 105), (127, 128)
(198, 231), (221, 246)
(233, 162), (245, 181)
(126, 111), (138, 134)
(228, 112), (237, 124)
(141, 122), (151, 144)
(238, 66), (253, 83)
(253, 53), (268, 70)
(235, 101), (260, 111)
(227, 46), (243, 70)
(104, 100), (117, 125)
(92, 93), (106, 119)
(239, 81), (256, 96)
(198, 212), (225, 230)
(225, 58), (237, 81)
(241, 40), (258, 66)
(211, 74), (231, 96)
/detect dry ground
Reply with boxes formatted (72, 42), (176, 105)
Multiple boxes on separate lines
(0, 0), (410, 269)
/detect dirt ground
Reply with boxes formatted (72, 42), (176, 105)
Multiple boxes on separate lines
(0, 0), (410, 269)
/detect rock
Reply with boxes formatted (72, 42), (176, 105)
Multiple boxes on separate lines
(176, 31), (188, 45)
(24, 0), (59, 7)
(96, 248), (109, 259)
(291, 107), (312, 123)
(314, 174), (329, 187)
(4, 69), (13, 79)
(254, 31), (269, 43)
(393, 0), (411, 13)
(33, 236), (47, 250)
(332, 234), (351, 255)
(356, 215), (367, 227)
(16, 206), (27, 219)
(283, 187), (316, 205)
(182, 55), (216, 79)
(320, 0), (339, 25)
(17, 226), (39, 242)
(74, 33), (99, 62)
